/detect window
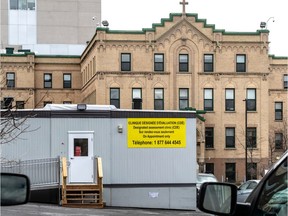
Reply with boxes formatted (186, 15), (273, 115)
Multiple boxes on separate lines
(154, 88), (164, 110)
(10, 0), (35, 10)
(284, 74), (288, 89)
(275, 102), (283, 120)
(2, 97), (14, 109)
(154, 54), (164, 71)
(205, 163), (214, 174)
(204, 54), (213, 72)
(225, 163), (236, 183)
(225, 89), (235, 111)
(226, 128), (235, 148)
(236, 54), (246, 72)
(247, 127), (257, 148)
(16, 101), (25, 109)
(110, 88), (120, 108)
(6, 72), (15, 88)
(247, 163), (257, 180)
(44, 73), (52, 88)
(246, 88), (256, 111)
(179, 88), (189, 110)
(74, 139), (88, 157)
(204, 88), (213, 111)
(205, 127), (214, 148)
(63, 74), (71, 88)
(10, 0), (18, 9)
(132, 88), (142, 109)
(179, 54), (189, 72)
(121, 53), (131, 71)
(275, 133), (283, 150)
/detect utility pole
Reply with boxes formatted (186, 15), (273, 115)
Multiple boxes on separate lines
(244, 99), (248, 181)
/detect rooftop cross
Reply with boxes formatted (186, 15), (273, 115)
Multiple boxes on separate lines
(180, 0), (188, 14)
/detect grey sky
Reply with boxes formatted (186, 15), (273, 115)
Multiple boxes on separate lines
(102, 0), (288, 56)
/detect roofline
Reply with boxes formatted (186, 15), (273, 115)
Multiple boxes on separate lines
(269, 55), (288, 59)
(95, 13), (270, 36)
(0, 53), (81, 58)
(2, 109), (196, 119)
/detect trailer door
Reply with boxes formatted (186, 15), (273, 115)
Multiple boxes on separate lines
(68, 131), (94, 183)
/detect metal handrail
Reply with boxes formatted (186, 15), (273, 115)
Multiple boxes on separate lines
(1, 157), (60, 190)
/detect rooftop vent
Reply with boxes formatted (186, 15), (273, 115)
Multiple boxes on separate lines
(5, 47), (14, 54)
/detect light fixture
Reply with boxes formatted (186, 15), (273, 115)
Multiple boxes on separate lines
(77, 104), (87, 111)
(260, 22), (266, 29)
(260, 17), (275, 29)
(102, 20), (109, 27)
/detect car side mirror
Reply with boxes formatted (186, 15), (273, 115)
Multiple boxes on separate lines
(197, 182), (237, 216)
(1, 173), (30, 206)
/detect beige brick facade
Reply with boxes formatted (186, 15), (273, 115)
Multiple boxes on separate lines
(1, 13), (287, 183)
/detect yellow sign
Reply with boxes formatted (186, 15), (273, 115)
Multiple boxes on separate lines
(127, 118), (186, 148)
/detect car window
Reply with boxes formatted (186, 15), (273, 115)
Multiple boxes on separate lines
(239, 182), (250, 190)
(247, 182), (257, 189)
(256, 159), (287, 216)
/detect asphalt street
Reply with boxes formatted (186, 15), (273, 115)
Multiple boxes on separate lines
(1, 203), (211, 216)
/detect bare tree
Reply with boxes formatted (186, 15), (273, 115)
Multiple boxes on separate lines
(0, 66), (50, 144)
(0, 99), (37, 144)
(236, 127), (265, 180)
(268, 119), (288, 165)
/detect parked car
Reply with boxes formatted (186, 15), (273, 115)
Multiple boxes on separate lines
(237, 179), (260, 202)
(0, 173), (30, 206)
(196, 173), (218, 203)
(197, 150), (288, 216)
(196, 173), (218, 191)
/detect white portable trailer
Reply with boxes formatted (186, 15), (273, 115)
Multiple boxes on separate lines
(1, 104), (197, 210)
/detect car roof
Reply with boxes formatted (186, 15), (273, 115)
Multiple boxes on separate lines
(247, 180), (260, 183)
(198, 173), (215, 176)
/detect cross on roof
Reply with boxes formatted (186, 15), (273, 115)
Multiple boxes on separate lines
(180, 0), (188, 14)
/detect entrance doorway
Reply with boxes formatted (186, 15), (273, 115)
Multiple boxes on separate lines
(68, 131), (94, 183)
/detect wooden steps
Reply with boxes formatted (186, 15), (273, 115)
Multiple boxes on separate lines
(61, 157), (104, 209)
(62, 184), (104, 208)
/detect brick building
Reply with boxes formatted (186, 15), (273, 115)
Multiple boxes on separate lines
(1, 10), (287, 183)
